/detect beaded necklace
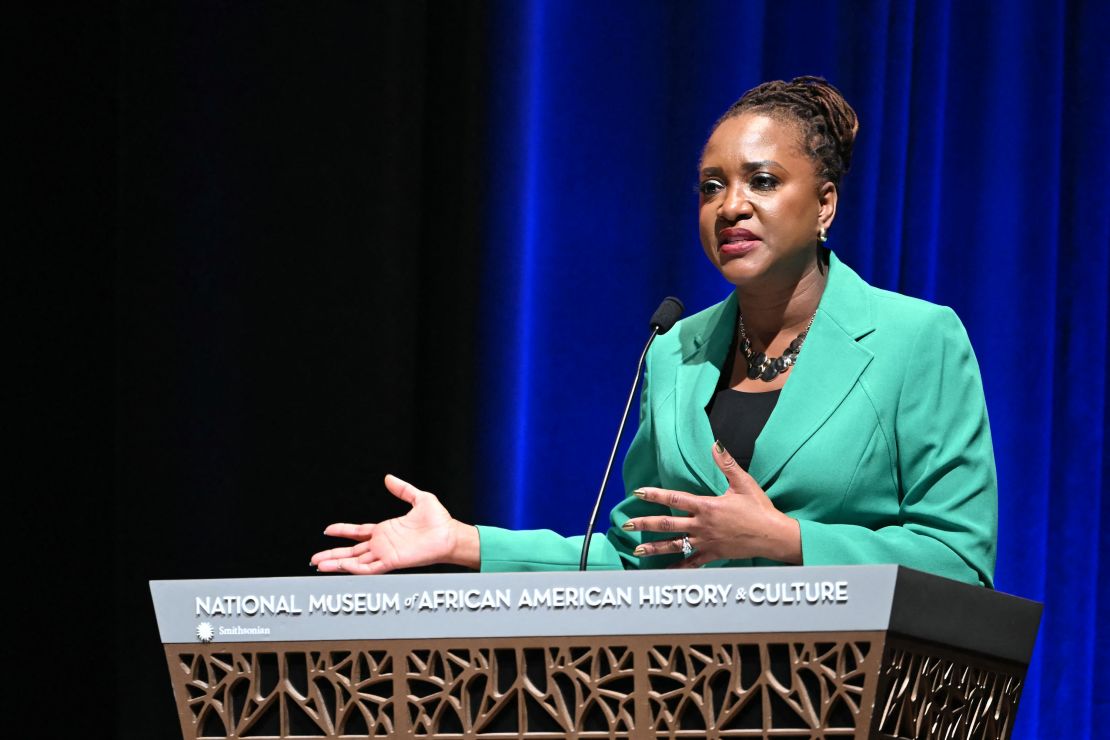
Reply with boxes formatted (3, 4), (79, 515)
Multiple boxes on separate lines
(737, 312), (816, 382)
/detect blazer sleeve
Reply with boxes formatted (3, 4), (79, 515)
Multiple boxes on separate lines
(796, 307), (998, 586)
(478, 344), (666, 572)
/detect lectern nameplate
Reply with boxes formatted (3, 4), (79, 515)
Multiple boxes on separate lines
(152, 565), (898, 644)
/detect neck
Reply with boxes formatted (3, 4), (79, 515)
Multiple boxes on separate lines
(737, 258), (827, 347)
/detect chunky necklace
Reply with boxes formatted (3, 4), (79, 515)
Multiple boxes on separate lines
(737, 312), (816, 382)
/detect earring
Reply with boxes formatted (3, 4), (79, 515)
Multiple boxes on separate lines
(818, 227), (828, 243)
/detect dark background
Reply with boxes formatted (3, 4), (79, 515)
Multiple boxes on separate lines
(32, 3), (491, 737)
(114, 1), (487, 576)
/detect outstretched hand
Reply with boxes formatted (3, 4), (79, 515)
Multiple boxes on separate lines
(623, 442), (801, 567)
(311, 475), (479, 574)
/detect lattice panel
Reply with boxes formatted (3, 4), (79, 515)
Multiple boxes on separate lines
(175, 649), (395, 737)
(405, 645), (635, 736)
(646, 640), (872, 735)
(876, 646), (1025, 740)
(164, 634), (886, 739)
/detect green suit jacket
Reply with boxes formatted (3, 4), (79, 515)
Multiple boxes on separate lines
(478, 253), (998, 586)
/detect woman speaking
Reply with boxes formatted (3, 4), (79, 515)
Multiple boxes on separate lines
(311, 77), (998, 587)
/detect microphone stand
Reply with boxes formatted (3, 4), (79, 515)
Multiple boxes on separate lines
(578, 327), (659, 571)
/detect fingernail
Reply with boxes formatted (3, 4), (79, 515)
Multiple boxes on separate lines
(633, 545), (647, 557)
(633, 488), (648, 498)
(621, 521), (636, 531)
(714, 440), (725, 454)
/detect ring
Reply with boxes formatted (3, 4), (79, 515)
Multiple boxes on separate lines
(681, 536), (694, 558)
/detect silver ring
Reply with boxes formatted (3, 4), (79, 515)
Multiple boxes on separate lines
(681, 536), (694, 558)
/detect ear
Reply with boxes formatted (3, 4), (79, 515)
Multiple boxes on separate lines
(817, 181), (838, 230)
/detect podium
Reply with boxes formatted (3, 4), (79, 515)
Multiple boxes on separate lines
(151, 565), (1040, 739)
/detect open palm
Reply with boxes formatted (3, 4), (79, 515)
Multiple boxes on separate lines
(312, 475), (459, 575)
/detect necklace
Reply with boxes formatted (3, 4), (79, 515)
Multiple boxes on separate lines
(737, 311), (816, 382)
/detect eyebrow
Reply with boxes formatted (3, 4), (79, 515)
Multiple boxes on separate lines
(700, 160), (786, 176)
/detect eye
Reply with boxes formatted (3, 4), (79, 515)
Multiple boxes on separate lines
(698, 178), (725, 197)
(750, 173), (779, 191)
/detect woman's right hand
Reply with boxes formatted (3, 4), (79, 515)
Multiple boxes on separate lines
(311, 474), (480, 574)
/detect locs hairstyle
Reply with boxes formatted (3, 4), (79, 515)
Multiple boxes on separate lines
(714, 76), (861, 189)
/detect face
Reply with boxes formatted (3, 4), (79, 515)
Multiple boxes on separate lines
(698, 113), (836, 289)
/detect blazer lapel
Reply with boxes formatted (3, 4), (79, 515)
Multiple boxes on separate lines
(674, 292), (737, 494)
(748, 252), (876, 486)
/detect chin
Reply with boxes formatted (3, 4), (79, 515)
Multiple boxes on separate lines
(715, 254), (766, 287)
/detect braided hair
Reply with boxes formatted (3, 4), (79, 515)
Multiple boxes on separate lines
(714, 76), (860, 188)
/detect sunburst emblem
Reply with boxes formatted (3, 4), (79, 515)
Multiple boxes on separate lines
(196, 622), (215, 642)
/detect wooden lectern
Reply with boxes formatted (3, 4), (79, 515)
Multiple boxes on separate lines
(151, 565), (1040, 739)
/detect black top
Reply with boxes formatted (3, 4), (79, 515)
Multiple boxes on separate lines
(708, 388), (780, 471)
(706, 335), (780, 471)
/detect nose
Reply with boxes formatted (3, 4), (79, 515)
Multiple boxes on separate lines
(718, 183), (753, 222)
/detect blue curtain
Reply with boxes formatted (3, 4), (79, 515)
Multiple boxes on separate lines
(478, 1), (1109, 737)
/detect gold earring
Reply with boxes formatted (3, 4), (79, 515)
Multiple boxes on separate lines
(818, 227), (828, 243)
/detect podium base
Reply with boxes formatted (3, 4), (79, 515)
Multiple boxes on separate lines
(164, 630), (1025, 739)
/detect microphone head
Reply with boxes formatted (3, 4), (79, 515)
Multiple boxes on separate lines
(649, 296), (685, 334)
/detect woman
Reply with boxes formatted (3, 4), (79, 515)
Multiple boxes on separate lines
(311, 77), (998, 587)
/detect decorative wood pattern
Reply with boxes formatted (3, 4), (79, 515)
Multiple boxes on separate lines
(405, 645), (636, 736)
(645, 641), (872, 735)
(165, 633), (887, 738)
(874, 643), (1025, 740)
(174, 649), (395, 737)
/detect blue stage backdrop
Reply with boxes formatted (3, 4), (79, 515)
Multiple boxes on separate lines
(476, 1), (1108, 737)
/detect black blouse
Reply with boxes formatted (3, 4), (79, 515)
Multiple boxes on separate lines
(707, 388), (780, 471)
(706, 336), (780, 471)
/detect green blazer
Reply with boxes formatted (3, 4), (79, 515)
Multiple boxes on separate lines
(478, 253), (998, 586)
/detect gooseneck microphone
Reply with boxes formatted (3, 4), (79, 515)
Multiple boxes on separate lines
(579, 297), (684, 571)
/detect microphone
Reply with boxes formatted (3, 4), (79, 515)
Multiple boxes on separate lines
(579, 296), (685, 571)
(650, 296), (684, 334)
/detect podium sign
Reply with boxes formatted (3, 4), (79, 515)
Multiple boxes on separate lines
(151, 565), (1040, 739)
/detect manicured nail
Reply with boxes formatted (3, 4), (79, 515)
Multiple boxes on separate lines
(621, 521), (636, 531)
(633, 488), (648, 498)
(633, 545), (647, 557)
(714, 440), (725, 454)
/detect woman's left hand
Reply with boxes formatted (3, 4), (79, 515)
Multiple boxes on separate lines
(625, 442), (802, 567)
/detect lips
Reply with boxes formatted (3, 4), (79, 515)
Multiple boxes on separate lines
(718, 227), (761, 256)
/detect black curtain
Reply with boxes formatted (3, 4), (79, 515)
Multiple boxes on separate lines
(109, 3), (488, 735)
